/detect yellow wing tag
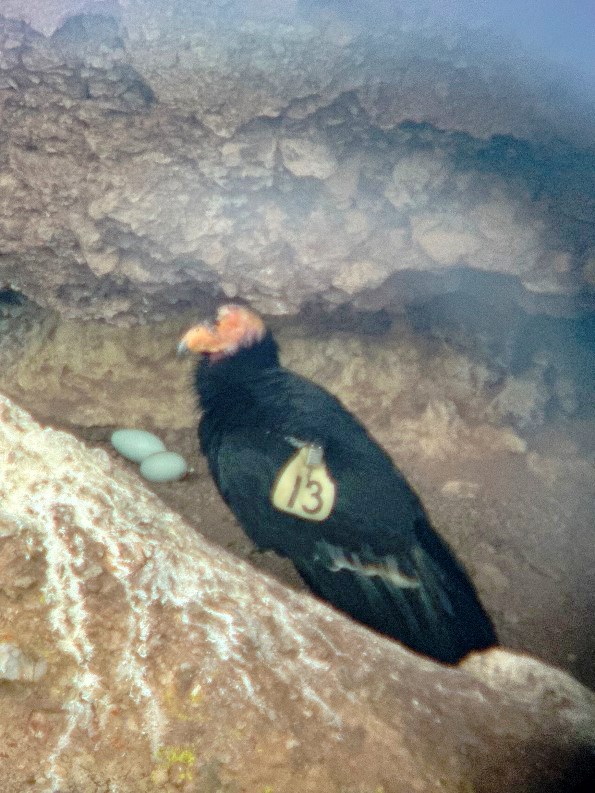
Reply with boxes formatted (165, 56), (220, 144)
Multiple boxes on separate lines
(271, 445), (336, 521)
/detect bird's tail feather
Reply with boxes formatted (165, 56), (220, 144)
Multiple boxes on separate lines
(297, 543), (496, 663)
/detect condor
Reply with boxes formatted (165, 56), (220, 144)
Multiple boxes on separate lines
(179, 304), (496, 662)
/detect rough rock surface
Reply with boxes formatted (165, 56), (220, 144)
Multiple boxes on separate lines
(0, 1), (594, 321)
(0, 392), (594, 793)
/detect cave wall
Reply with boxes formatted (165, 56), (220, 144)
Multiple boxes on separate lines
(0, 0), (593, 321)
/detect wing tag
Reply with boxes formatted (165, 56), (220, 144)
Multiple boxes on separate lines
(271, 445), (336, 521)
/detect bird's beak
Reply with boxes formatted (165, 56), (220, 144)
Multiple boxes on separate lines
(177, 321), (222, 356)
(176, 338), (190, 356)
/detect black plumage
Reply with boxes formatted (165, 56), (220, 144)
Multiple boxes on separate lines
(180, 305), (496, 663)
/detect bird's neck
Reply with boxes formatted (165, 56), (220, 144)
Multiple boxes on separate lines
(195, 331), (280, 414)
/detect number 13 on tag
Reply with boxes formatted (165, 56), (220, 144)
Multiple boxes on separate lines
(271, 446), (337, 521)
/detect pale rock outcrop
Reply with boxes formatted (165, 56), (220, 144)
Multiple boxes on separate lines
(0, 392), (594, 792)
(0, 642), (48, 682)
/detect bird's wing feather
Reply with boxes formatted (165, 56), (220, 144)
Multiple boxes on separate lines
(300, 534), (495, 662)
(211, 421), (419, 558)
(228, 368), (423, 546)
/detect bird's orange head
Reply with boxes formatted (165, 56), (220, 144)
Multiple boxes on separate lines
(178, 304), (267, 358)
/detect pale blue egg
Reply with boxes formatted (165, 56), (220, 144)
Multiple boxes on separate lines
(140, 451), (188, 483)
(111, 429), (166, 463)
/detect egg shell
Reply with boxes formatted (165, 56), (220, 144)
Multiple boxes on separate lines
(140, 452), (188, 483)
(111, 429), (166, 463)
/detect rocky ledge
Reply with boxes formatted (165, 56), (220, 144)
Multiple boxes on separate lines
(0, 393), (594, 792)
